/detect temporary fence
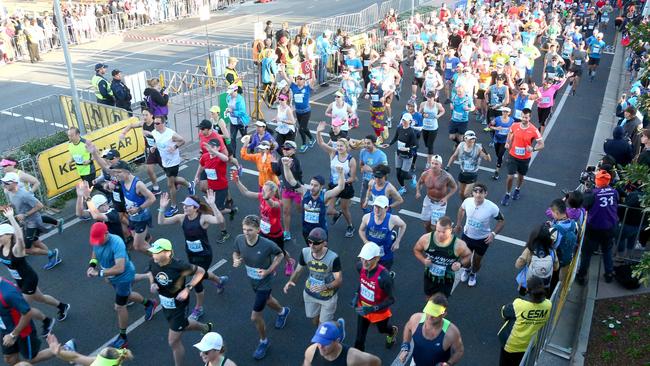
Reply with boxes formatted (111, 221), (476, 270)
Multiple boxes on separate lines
(0, 156), (45, 206)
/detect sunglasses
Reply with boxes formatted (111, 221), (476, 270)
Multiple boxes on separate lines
(1, 181), (12, 185)
(473, 188), (485, 193)
(154, 122), (163, 125)
(335, 95), (341, 98)
(308, 239), (324, 245)
(282, 146), (294, 150)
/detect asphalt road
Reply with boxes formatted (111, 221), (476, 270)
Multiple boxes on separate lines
(1, 3), (618, 366)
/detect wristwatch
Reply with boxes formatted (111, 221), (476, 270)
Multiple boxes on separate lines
(185, 284), (194, 291)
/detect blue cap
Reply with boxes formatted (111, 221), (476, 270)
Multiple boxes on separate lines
(311, 322), (341, 346)
(95, 63), (108, 70)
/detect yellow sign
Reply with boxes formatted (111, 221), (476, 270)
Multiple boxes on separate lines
(59, 96), (130, 132)
(37, 117), (145, 198)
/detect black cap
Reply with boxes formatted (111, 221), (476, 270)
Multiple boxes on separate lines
(103, 149), (120, 160)
(110, 160), (131, 171)
(207, 138), (221, 147)
(312, 175), (325, 186)
(111, 69), (121, 77)
(95, 63), (108, 70)
(308, 227), (327, 242)
(197, 119), (213, 129)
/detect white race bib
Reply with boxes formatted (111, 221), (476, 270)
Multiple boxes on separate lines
(514, 146), (526, 156)
(575, 59), (582, 65)
(185, 239), (204, 253)
(309, 276), (325, 291)
(363, 60), (371, 67)
(260, 219), (271, 234)
(452, 110), (464, 121)
(245, 265), (263, 280)
(371, 94), (379, 102)
(360, 283), (375, 302)
(541, 96), (551, 104)
(72, 154), (84, 164)
(462, 160), (474, 171)
(304, 210), (320, 224)
(205, 168), (217, 180)
(423, 118), (437, 129)
(446, 62), (453, 69)
(430, 201), (447, 224)
(591, 45), (600, 53)
(397, 141), (406, 151)
(514, 109), (522, 119)
(294, 93), (304, 104)
(428, 263), (447, 277)
(145, 136), (156, 146)
(159, 295), (176, 309)
(8, 269), (21, 280)
(0, 316), (6, 330)
(112, 190), (122, 203)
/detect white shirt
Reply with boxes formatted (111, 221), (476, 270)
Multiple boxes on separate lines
(461, 198), (500, 240)
(152, 128), (181, 168)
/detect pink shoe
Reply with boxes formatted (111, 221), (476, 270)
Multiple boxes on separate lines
(284, 258), (295, 276)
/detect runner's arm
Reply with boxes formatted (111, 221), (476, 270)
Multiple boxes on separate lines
(455, 206), (466, 231)
(455, 239), (473, 268)
(266, 252), (285, 275)
(120, 120), (144, 138)
(358, 215), (370, 243)
(533, 137), (544, 151)
(446, 324), (465, 365)
(324, 168), (345, 200)
(5, 209), (25, 257)
(102, 258), (126, 277)
(444, 176), (458, 202)
(391, 215), (407, 250)
(347, 157), (357, 183)
(18, 172), (40, 193)
(171, 132), (185, 149)
(413, 234), (431, 266)
(388, 185), (404, 209)
(302, 344), (316, 366)
(136, 181), (156, 209)
(233, 178), (259, 200)
(446, 145), (460, 170)
(86, 199), (109, 222)
(373, 269), (395, 311)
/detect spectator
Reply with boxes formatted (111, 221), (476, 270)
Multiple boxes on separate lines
(616, 189), (643, 260)
(23, 18), (42, 63)
(274, 21), (289, 44)
(143, 78), (169, 120)
(316, 30), (333, 86)
(264, 20), (273, 40)
(635, 129), (650, 167)
(110, 69), (133, 113)
(224, 57), (243, 94)
(621, 106), (643, 155)
(603, 126), (634, 166)
(92, 63), (115, 106)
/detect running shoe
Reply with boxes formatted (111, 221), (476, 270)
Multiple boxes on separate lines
(283, 231), (292, 241)
(475, 113), (482, 122)
(41, 317), (55, 338)
(253, 340), (270, 360)
(188, 180), (196, 195)
(284, 258), (295, 276)
(62, 339), (76, 352)
(483, 126), (491, 132)
(337, 318), (346, 342)
(410, 174), (417, 188)
(299, 145), (309, 153)
(331, 211), (342, 225)
(460, 268), (470, 282)
(385, 325), (398, 348)
(308, 138), (317, 149)
(57, 303), (70, 321)
(398, 186), (407, 195)
(202, 322), (214, 335)
(151, 186), (161, 195)
(43, 249), (61, 270)
(110, 336), (128, 349)
(188, 307), (204, 322)
(467, 272), (477, 287)
(500, 194), (510, 206)
(57, 219), (64, 234)
(144, 300), (158, 321)
(215, 276), (229, 294)
(491, 172), (499, 181)
(345, 226), (355, 238)
(228, 207), (238, 221)
(512, 188), (521, 201)
(79, 216), (92, 221)
(389, 271), (396, 279)
(274, 307), (290, 329)
(386, 118), (392, 128)
(221, 230), (231, 242)
(164, 206), (179, 217)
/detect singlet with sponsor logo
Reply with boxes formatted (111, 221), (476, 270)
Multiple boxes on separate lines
(148, 258), (193, 310)
(366, 212), (393, 261)
(0, 248), (36, 282)
(424, 234), (458, 279)
(152, 128), (181, 168)
(457, 142), (482, 173)
(120, 177), (146, 209)
(182, 214), (211, 257)
(303, 190), (328, 231)
(358, 264), (391, 322)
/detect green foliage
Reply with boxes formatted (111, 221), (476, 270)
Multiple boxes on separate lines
(627, 22), (650, 55)
(17, 131), (68, 158)
(632, 252), (650, 287)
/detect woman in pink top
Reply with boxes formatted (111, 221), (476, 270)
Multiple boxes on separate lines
(536, 73), (572, 134)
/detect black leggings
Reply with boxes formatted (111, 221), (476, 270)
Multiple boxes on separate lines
(537, 106), (552, 127)
(229, 123), (247, 156)
(296, 111), (312, 146)
(422, 129), (438, 154)
(396, 168), (412, 187)
(354, 315), (393, 352)
(495, 142), (506, 167)
(42, 215), (58, 226)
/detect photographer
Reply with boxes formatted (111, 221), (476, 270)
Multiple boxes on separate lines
(575, 170), (619, 285)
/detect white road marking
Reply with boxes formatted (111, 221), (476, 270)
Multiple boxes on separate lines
(530, 86), (570, 165)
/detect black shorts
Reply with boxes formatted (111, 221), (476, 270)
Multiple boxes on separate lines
(487, 108), (502, 121)
(328, 182), (354, 200)
(163, 301), (190, 331)
(263, 233), (285, 252)
(145, 147), (161, 165)
(448, 122), (468, 135)
(16, 272), (38, 295)
(253, 289), (272, 312)
(212, 188), (229, 210)
(23, 227), (41, 249)
(458, 171), (478, 184)
(423, 273), (454, 297)
(163, 165), (179, 177)
(80, 172), (96, 187)
(462, 233), (490, 256)
(476, 89), (486, 100)
(128, 210), (152, 234)
(2, 329), (41, 360)
(588, 58), (600, 66)
(506, 156), (530, 176)
(412, 77), (424, 88)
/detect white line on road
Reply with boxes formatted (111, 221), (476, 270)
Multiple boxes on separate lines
(530, 86), (570, 165)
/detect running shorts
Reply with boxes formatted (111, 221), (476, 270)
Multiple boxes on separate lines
(423, 273), (454, 297)
(253, 289), (272, 312)
(163, 165), (179, 177)
(458, 171), (478, 184)
(506, 156), (530, 176)
(420, 196), (447, 224)
(328, 182), (354, 200)
(448, 121), (468, 135)
(163, 300), (190, 331)
(462, 233), (490, 256)
(2, 329), (41, 360)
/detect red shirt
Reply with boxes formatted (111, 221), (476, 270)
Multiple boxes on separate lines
(199, 152), (228, 190)
(508, 122), (541, 160)
(596, 0), (605, 9)
(198, 131), (227, 156)
(258, 192), (282, 238)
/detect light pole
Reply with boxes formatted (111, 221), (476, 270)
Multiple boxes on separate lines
(53, 0), (85, 133)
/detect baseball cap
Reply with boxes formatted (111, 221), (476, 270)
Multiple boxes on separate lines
(148, 238), (173, 253)
(111, 69), (121, 77)
(227, 84), (238, 93)
(401, 113), (413, 122)
(258, 141), (271, 150)
(102, 149), (120, 160)
(110, 160), (131, 172)
(95, 63), (108, 70)
(209, 106), (221, 114)
(193, 332), (223, 352)
(312, 175), (326, 186)
(499, 106), (511, 113)
(464, 130), (477, 140)
(207, 138), (221, 148)
(595, 170), (611, 187)
(358, 242), (381, 260)
(496, 62), (504, 68)
(332, 117), (345, 127)
(0, 224), (15, 236)
(90, 194), (108, 208)
(311, 322), (341, 346)
(283, 140), (297, 149)
(423, 301), (447, 317)
(308, 227), (328, 242)
(89, 222), (108, 246)
(431, 154), (443, 164)
(197, 119), (213, 129)
(373, 195), (389, 208)
(1, 172), (19, 183)
(0, 159), (16, 167)
(255, 121), (267, 128)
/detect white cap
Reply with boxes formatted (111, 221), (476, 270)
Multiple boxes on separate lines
(1, 172), (19, 184)
(255, 120), (267, 128)
(90, 194), (108, 208)
(373, 195), (389, 208)
(193, 332), (223, 352)
(358, 242), (381, 260)
(401, 113), (413, 122)
(0, 224), (15, 236)
(431, 154), (443, 164)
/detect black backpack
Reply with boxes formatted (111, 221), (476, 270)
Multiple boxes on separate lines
(614, 263), (641, 290)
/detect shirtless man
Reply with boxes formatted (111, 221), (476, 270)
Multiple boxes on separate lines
(415, 155), (458, 233)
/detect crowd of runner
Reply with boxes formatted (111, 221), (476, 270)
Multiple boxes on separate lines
(0, 0), (648, 365)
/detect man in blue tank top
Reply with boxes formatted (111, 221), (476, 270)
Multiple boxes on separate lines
(358, 196), (407, 271)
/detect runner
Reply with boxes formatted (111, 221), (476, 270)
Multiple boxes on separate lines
(446, 130), (491, 200)
(569, 40), (588, 96)
(240, 135), (280, 189)
(145, 119), (192, 216)
(110, 160), (156, 253)
(87, 222), (157, 349)
(358, 196), (407, 271)
(224, 84), (250, 156)
(194, 332), (237, 366)
(119, 108), (161, 194)
(448, 85), (475, 147)
(325, 90), (353, 133)
(500, 108), (544, 207)
(489, 107), (515, 180)
(279, 68), (316, 153)
(146, 239), (214, 366)
(232, 215), (290, 360)
(340, 67), (363, 129)
(361, 164), (403, 214)
(359, 135), (389, 210)
(485, 75), (510, 125)
(398, 294), (464, 366)
(66, 127), (96, 189)
(418, 91), (446, 166)
(316, 123), (357, 238)
(273, 94), (297, 148)
(536, 74), (570, 134)
(195, 119), (229, 194)
(303, 321), (381, 365)
(157, 192), (229, 322)
(455, 183), (505, 288)
(75, 182), (124, 240)
(384, 113), (418, 194)
(511, 83), (538, 122)
(233, 177), (295, 276)
(353, 242), (398, 352)
(283, 227), (342, 325)
(2, 173), (60, 269)
(375, 57), (401, 128)
(586, 32), (605, 82)
(365, 73), (388, 145)
(413, 216), (472, 298)
(415, 155), (458, 233)
(45, 334), (134, 365)
(271, 140), (303, 241)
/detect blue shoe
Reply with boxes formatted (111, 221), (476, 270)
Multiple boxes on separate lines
(151, 186), (162, 195)
(188, 180), (196, 195)
(253, 340), (269, 360)
(62, 339), (76, 352)
(274, 307), (290, 329)
(500, 194), (510, 206)
(110, 336), (128, 349)
(337, 318), (346, 341)
(283, 231), (292, 241)
(410, 175), (417, 188)
(215, 276), (229, 294)
(398, 186), (407, 195)
(512, 188), (521, 200)
(43, 249), (61, 270)
(308, 139), (316, 148)
(144, 300), (158, 321)
(164, 206), (179, 218)
(299, 145), (309, 153)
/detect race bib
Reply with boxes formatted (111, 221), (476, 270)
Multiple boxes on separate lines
(309, 276), (325, 291)
(546, 72), (556, 79)
(592, 45), (600, 53)
(371, 94), (379, 102)
(186, 239), (204, 253)
(304, 210), (320, 224)
(574, 59), (582, 65)
(428, 263), (447, 277)
(446, 62), (453, 69)
(430, 201), (447, 224)
(363, 60), (371, 67)
(294, 93), (304, 104)
(8, 269), (21, 280)
(541, 96), (551, 104)
(245, 265), (263, 280)
(514, 146), (526, 156)
(260, 219), (271, 234)
(145, 136), (156, 146)
(205, 168), (217, 180)
(397, 141), (406, 151)
(360, 283), (375, 302)
(112, 190), (122, 203)
(467, 218), (483, 229)
(159, 295), (176, 309)
(72, 154), (84, 164)
(452, 110), (464, 121)
(462, 160), (474, 171)
(514, 109), (522, 119)
(0, 317), (5, 330)
(423, 118), (437, 129)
